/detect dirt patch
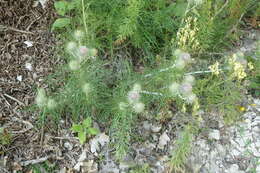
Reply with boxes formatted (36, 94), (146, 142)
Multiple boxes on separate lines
(0, 0), (67, 171)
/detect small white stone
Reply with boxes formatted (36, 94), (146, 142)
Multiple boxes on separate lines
(255, 141), (260, 148)
(143, 121), (151, 131)
(208, 129), (220, 140)
(17, 75), (22, 81)
(151, 124), (162, 133)
(252, 126), (260, 133)
(250, 146), (260, 157)
(24, 41), (33, 47)
(25, 62), (33, 71)
(227, 164), (243, 173)
(256, 164), (260, 172)
(244, 118), (251, 124)
(64, 142), (73, 151)
(230, 149), (241, 156)
(158, 131), (170, 149)
(196, 139), (210, 151)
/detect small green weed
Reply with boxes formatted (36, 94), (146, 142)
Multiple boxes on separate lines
(71, 117), (99, 144)
(168, 125), (194, 172)
(130, 163), (151, 173)
(0, 127), (12, 146)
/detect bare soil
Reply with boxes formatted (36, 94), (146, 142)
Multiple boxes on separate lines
(0, 0), (68, 172)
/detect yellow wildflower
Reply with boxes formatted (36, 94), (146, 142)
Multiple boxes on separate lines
(176, 17), (201, 52)
(233, 62), (246, 80)
(248, 62), (254, 70)
(209, 61), (220, 76)
(238, 106), (246, 112)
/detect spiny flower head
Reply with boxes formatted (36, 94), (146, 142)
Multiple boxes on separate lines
(186, 93), (197, 104)
(184, 75), (195, 85)
(47, 98), (57, 110)
(169, 82), (180, 95)
(88, 48), (98, 57)
(175, 58), (186, 69)
(179, 82), (193, 95)
(78, 46), (89, 56)
(66, 42), (77, 53)
(133, 102), (145, 113)
(174, 49), (182, 57)
(133, 83), (141, 92)
(36, 88), (47, 107)
(180, 52), (191, 63)
(74, 30), (84, 40)
(128, 90), (140, 104)
(82, 83), (91, 96)
(69, 60), (80, 71)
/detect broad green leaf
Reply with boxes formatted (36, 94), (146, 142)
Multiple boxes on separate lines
(54, 1), (68, 16)
(51, 18), (71, 31)
(82, 117), (92, 128)
(71, 124), (82, 133)
(78, 131), (86, 144)
(67, 0), (80, 11)
(87, 127), (99, 135)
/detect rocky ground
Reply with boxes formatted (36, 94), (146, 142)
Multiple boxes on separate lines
(0, 0), (259, 172)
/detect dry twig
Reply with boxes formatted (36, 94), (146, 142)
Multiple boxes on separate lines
(20, 156), (52, 166)
(3, 93), (25, 106)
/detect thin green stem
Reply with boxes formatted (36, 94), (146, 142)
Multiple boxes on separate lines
(81, 0), (88, 35)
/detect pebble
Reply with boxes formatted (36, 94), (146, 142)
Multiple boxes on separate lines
(208, 129), (220, 140)
(64, 142), (73, 151)
(151, 124), (162, 133)
(226, 164), (244, 173)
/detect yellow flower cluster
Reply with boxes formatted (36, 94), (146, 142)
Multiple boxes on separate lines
(176, 17), (200, 52)
(228, 54), (247, 80)
(248, 62), (254, 70)
(232, 62), (247, 80)
(209, 61), (220, 76)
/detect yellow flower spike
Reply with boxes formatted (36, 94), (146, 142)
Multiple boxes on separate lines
(248, 62), (254, 70)
(181, 104), (187, 113)
(209, 61), (220, 76)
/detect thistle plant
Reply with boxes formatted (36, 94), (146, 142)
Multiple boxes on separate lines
(36, 88), (57, 110)
(37, 0), (258, 167)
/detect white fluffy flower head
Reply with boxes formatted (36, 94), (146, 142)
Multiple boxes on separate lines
(186, 93), (197, 104)
(78, 46), (89, 56)
(36, 88), (47, 108)
(47, 99), (57, 110)
(184, 75), (195, 85)
(175, 58), (186, 69)
(180, 52), (191, 62)
(133, 83), (141, 92)
(133, 102), (145, 113)
(179, 82), (193, 94)
(82, 83), (91, 96)
(169, 82), (180, 95)
(69, 60), (80, 70)
(128, 90), (140, 104)
(66, 42), (77, 52)
(74, 30), (84, 40)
